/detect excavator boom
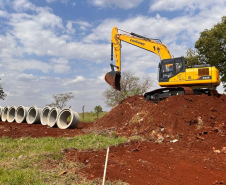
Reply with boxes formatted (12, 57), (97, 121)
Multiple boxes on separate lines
(105, 26), (172, 90)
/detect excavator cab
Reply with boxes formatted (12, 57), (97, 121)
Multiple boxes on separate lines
(158, 57), (185, 82)
(105, 64), (121, 91)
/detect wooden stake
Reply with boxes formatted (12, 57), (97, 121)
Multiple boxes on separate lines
(102, 147), (110, 185)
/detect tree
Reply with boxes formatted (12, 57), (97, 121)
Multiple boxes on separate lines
(94, 105), (102, 118)
(94, 105), (102, 113)
(195, 16), (226, 90)
(46, 92), (74, 109)
(0, 78), (6, 100)
(103, 71), (152, 107)
(0, 83), (6, 100)
(184, 48), (201, 67)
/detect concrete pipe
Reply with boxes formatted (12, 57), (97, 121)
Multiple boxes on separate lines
(1, 106), (10, 122)
(15, 106), (29, 123)
(47, 107), (60, 127)
(7, 106), (17, 123)
(57, 109), (80, 129)
(26, 106), (42, 124)
(40, 106), (51, 125)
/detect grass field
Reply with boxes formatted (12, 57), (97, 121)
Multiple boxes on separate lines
(78, 111), (108, 122)
(0, 134), (127, 185)
(0, 111), (128, 184)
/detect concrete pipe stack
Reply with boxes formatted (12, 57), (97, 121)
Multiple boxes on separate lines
(0, 105), (80, 129)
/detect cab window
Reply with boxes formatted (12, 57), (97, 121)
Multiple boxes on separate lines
(175, 62), (183, 73)
(162, 63), (173, 79)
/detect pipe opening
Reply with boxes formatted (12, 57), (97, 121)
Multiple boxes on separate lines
(57, 109), (79, 129)
(28, 109), (37, 123)
(8, 107), (16, 122)
(41, 107), (51, 125)
(59, 111), (71, 127)
(2, 107), (9, 122)
(48, 108), (58, 127)
(16, 108), (25, 123)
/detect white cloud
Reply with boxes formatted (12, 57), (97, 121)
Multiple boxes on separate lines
(16, 73), (36, 82)
(90, 0), (143, 9)
(46, 0), (69, 4)
(1, 7), (109, 64)
(66, 20), (91, 34)
(7, 9), (66, 57)
(12, 0), (36, 11)
(1, 58), (51, 73)
(0, 71), (110, 111)
(74, 21), (92, 31)
(84, 4), (226, 45)
(149, 0), (226, 12)
(66, 21), (75, 34)
(49, 58), (70, 73)
(63, 76), (86, 85)
(0, 10), (9, 17)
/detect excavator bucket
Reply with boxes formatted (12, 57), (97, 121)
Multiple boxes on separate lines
(105, 70), (121, 91)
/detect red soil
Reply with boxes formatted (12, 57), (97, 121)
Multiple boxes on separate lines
(0, 121), (91, 138)
(1, 94), (226, 184)
(65, 140), (226, 185)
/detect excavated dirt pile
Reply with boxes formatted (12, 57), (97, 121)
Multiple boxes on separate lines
(95, 94), (226, 140)
(65, 94), (226, 185)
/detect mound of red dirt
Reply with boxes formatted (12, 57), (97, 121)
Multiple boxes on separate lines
(96, 94), (226, 142)
(64, 94), (226, 185)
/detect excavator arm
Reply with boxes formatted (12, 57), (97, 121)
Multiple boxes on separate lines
(105, 26), (172, 90)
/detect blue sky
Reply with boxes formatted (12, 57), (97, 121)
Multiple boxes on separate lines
(0, 0), (225, 112)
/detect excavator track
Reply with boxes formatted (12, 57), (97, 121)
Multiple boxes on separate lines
(144, 87), (220, 102)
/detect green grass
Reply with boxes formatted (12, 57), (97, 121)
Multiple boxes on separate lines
(79, 111), (108, 122)
(0, 134), (126, 185)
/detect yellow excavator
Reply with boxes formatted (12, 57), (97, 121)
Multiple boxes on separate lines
(105, 26), (220, 101)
